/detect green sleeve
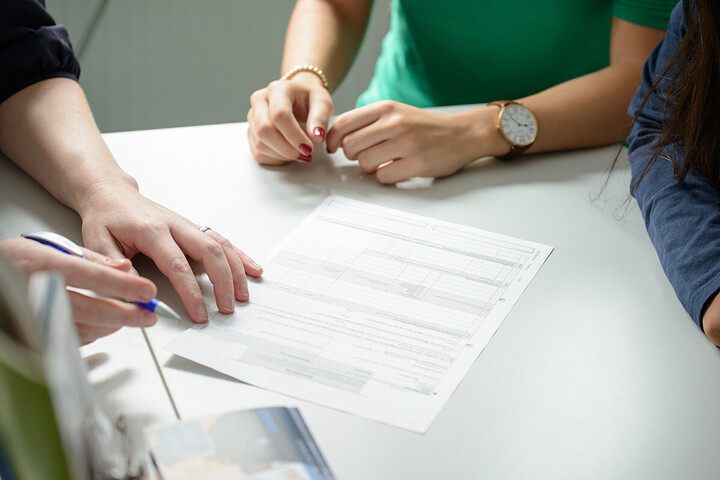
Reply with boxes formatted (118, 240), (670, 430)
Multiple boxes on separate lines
(612, 0), (678, 29)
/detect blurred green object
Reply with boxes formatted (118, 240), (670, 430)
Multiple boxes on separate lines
(0, 254), (74, 480)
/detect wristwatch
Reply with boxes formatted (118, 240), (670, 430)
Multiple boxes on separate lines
(488, 100), (538, 159)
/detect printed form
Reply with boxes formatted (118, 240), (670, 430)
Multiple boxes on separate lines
(166, 196), (553, 433)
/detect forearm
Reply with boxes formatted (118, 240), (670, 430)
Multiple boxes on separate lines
(458, 18), (666, 158)
(282, 0), (372, 91)
(0, 78), (137, 215)
(518, 62), (641, 153)
(631, 145), (720, 329)
(524, 18), (665, 153)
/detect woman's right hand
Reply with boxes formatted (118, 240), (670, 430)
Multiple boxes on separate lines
(0, 238), (159, 345)
(247, 72), (334, 165)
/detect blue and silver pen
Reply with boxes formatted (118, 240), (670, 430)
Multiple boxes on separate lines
(22, 231), (181, 321)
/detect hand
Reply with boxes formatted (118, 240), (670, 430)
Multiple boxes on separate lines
(247, 73), (334, 165)
(77, 180), (263, 324)
(702, 291), (720, 346)
(0, 238), (159, 345)
(326, 101), (511, 184)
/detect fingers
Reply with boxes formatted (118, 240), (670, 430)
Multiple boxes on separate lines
(268, 90), (314, 156)
(355, 140), (403, 173)
(56, 254), (156, 303)
(171, 225), (237, 312)
(138, 229), (209, 324)
(76, 324), (122, 345)
(81, 246), (133, 272)
(247, 120), (295, 166)
(375, 157), (426, 185)
(70, 292), (157, 345)
(236, 247), (263, 278)
(205, 230), (252, 301)
(250, 98), (309, 162)
(306, 89), (333, 143)
(248, 82), (322, 164)
(326, 101), (389, 153)
(82, 223), (130, 260)
(82, 224), (137, 273)
(342, 125), (394, 162)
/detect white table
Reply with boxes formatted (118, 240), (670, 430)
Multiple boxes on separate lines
(2, 105), (720, 479)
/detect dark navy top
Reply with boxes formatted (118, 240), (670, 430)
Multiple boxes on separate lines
(628, 0), (720, 330)
(0, 0), (80, 104)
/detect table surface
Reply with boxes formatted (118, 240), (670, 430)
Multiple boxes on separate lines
(2, 105), (720, 479)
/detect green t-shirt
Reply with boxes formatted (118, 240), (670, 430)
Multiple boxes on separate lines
(356, 0), (676, 107)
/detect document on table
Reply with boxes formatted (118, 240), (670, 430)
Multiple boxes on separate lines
(166, 196), (553, 433)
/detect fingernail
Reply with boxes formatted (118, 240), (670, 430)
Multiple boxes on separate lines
(299, 143), (313, 156)
(297, 154), (312, 163)
(142, 311), (157, 327)
(140, 285), (155, 301)
(224, 294), (235, 312)
(251, 261), (262, 271)
(197, 305), (208, 323)
(238, 285), (249, 302)
(313, 127), (325, 140)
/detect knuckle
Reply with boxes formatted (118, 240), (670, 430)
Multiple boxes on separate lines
(213, 234), (232, 248)
(331, 116), (346, 132)
(316, 96), (334, 112)
(169, 256), (192, 275)
(387, 114), (407, 133)
(201, 237), (224, 257)
(269, 108), (289, 126)
(249, 90), (265, 104)
(255, 121), (274, 139)
(342, 139), (358, 159)
(358, 158), (376, 174)
(145, 221), (167, 236)
(249, 136), (264, 154)
(377, 100), (397, 114)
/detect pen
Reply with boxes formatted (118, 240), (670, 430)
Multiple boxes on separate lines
(21, 231), (181, 321)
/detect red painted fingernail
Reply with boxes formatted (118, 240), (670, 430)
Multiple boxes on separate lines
(299, 143), (312, 155)
(297, 154), (312, 163)
(313, 127), (325, 140)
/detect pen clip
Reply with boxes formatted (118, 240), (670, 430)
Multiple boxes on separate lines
(22, 231), (85, 257)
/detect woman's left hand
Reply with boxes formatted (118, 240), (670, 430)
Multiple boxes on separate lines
(77, 179), (263, 324)
(326, 101), (510, 184)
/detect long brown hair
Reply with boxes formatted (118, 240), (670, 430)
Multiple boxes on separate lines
(630, 0), (720, 191)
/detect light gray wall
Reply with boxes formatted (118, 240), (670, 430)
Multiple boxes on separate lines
(47, 1), (391, 133)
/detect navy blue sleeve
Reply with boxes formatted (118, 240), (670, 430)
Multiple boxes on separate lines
(0, 0), (80, 105)
(628, 0), (720, 329)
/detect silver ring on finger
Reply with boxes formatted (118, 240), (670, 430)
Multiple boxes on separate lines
(199, 226), (212, 233)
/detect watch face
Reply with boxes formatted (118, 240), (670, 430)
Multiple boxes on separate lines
(499, 103), (537, 147)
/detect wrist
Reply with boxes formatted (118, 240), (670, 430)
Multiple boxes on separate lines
(281, 64), (329, 90)
(76, 174), (139, 218)
(452, 107), (511, 160)
(287, 71), (327, 90)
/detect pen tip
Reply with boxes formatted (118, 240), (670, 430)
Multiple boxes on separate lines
(156, 301), (182, 322)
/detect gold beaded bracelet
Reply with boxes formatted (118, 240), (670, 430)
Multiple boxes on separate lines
(280, 64), (329, 90)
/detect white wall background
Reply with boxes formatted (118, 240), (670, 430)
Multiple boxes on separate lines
(47, 1), (391, 133)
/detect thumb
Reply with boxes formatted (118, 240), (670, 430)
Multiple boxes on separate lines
(306, 89), (334, 143)
(82, 224), (135, 273)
